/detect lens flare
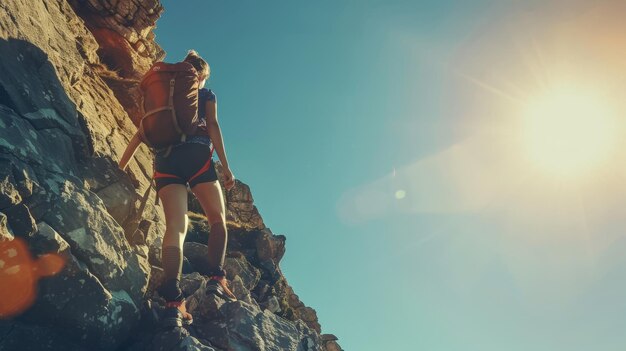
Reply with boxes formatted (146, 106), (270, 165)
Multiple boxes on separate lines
(0, 238), (66, 318)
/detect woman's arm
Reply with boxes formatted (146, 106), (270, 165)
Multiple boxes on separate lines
(119, 131), (142, 170)
(205, 99), (235, 189)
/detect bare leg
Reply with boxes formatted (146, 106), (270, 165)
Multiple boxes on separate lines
(160, 184), (189, 249)
(191, 181), (227, 276)
(156, 184), (193, 321)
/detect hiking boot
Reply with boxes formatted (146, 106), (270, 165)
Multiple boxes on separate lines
(205, 276), (237, 302)
(160, 299), (193, 327)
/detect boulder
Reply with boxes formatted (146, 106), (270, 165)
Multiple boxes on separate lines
(225, 181), (266, 230)
(183, 242), (211, 275)
(214, 301), (321, 351)
(186, 282), (323, 351)
(255, 228), (286, 264)
(224, 254), (262, 292)
(40, 180), (149, 303)
(19, 222), (141, 350)
(321, 334), (343, 351)
(180, 272), (207, 298)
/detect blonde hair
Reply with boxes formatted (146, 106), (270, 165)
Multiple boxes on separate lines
(183, 50), (210, 80)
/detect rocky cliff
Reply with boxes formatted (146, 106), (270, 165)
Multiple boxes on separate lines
(0, 1), (342, 350)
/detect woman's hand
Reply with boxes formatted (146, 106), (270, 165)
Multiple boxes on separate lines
(221, 167), (235, 190)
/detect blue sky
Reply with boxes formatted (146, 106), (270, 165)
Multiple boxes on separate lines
(156, 1), (626, 350)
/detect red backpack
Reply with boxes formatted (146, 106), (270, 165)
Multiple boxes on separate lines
(138, 61), (201, 151)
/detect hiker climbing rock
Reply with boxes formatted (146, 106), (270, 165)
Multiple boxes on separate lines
(119, 50), (237, 327)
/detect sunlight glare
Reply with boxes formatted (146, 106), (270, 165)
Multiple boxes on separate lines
(520, 86), (618, 179)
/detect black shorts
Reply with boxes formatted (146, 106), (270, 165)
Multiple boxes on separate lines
(153, 143), (217, 192)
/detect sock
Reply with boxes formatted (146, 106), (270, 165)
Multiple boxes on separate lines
(207, 221), (227, 276)
(159, 246), (183, 301)
(162, 245), (183, 280)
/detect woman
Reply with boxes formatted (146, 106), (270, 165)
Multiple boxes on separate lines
(119, 50), (237, 326)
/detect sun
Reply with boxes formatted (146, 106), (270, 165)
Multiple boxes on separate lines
(520, 85), (618, 179)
